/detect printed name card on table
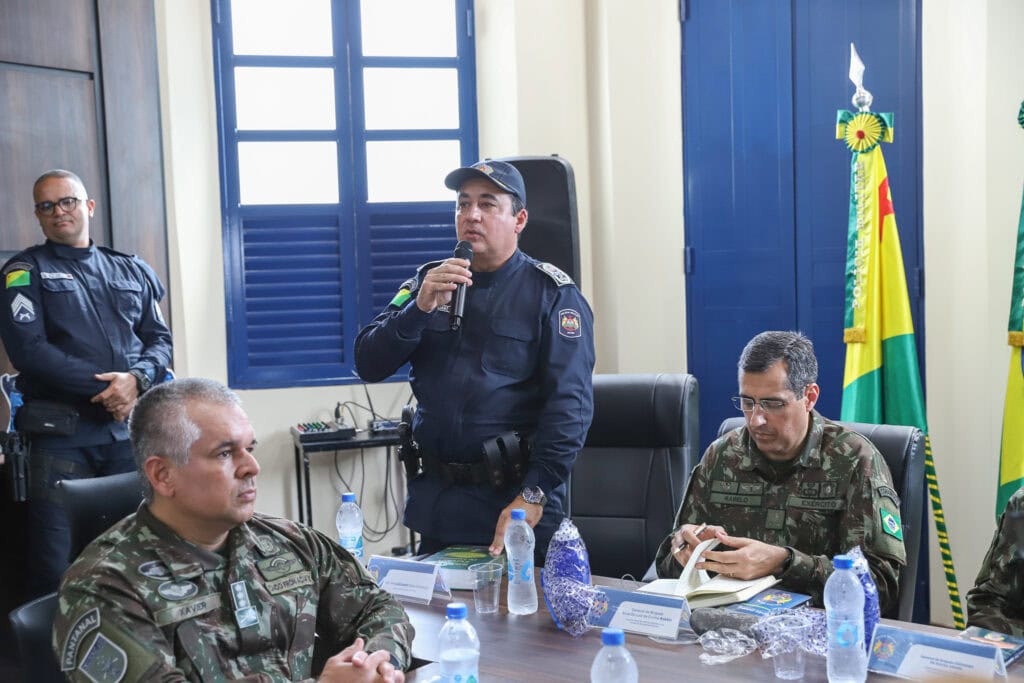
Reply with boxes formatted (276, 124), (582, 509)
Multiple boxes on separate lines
(366, 556), (447, 604)
(868, 623), (1003, 679)
(586, 586), (688, 640)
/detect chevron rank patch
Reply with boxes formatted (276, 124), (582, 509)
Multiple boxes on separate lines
(5, 269), (29, 288)
(10, 293), (35, 323)
(880, 508), (903, 540)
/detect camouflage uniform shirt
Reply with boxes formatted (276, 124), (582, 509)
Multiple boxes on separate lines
(52, 505), (414, 682)
(967, 486), (1024, 636)
(654, 411), (907, 614)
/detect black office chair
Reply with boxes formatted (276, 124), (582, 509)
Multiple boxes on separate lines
(8, 591), (63, 683)
(58, 471), (144, 561)
(569, 373), (699, 579)
(717, 417), (925, 621)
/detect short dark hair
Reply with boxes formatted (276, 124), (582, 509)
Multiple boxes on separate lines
(129, 378), (243, 501)
(510, 195), (525, 216)
(738, 331), (818, 395)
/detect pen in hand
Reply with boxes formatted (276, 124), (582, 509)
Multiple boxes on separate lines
(672, 523), (708, 556)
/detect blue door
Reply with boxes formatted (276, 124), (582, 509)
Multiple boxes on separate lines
(683, 0), (923, 451)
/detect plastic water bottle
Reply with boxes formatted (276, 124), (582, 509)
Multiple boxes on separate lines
(825, 554), (868, 683)
(504, 508), (538, 615)
(439, 602), (480, 683)
(590, 628), (638, 683)
(335, 492), (364, 562)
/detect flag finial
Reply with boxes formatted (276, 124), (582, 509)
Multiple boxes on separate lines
(849, 43), (873, 112)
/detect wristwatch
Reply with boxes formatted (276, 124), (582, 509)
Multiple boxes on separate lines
(520, 485), (548, 507)
(128, 368), (152, 394)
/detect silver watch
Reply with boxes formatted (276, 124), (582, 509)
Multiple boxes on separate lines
(520, 486), (547, 506)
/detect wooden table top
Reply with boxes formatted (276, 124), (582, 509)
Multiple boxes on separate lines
(401, 576), (1024, 682)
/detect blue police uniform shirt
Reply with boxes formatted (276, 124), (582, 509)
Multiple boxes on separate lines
(355, 249), (595, 547)
(0, 240), (173, 446)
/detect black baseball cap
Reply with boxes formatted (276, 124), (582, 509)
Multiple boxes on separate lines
(444, 160), (526, 207)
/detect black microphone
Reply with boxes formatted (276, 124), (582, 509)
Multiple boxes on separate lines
(449, 240), (473, 331)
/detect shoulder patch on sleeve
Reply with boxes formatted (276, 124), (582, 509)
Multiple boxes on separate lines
(880, 508), (903, 540)
(876, 485), (900, 506)
(78, 632), (127, 682)
(5, 269), (30, 288)
(2, 260), (33, 276)
(535, 262), (574, 286)
(61, 608), (101, 671)
(389, 278), (416, 308)
(558, 308), (583, 338)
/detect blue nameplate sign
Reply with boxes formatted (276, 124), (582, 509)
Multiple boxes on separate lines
(366, 556), (442, 604)
(868, 623), (1000, 679)
(587, 586), (687, 639)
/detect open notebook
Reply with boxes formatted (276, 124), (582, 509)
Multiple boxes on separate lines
(638, 537), (780, 609)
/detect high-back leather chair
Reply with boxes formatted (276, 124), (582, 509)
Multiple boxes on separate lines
(718, 417), (925, 621)
(8, 591), (62, 683)
(569, 373), (699, 579)
(58, 471), (144, 561)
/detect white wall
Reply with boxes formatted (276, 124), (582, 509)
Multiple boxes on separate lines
(921, 0), (1024, 626)
(154, 0), (1024, 625)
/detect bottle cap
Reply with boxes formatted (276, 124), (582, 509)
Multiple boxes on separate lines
(342, 492), (356, 503)
(601, 628), (625, 646)
(832, 554), (853, 570)
(511, 508), (526, 520)
(446, 602), (468, 619)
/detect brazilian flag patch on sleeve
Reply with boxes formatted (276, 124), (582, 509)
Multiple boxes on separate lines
(880, 508), (903, 540)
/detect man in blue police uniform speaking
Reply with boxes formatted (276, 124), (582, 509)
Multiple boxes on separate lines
(355, 160), (595, 561)
(0, 169), (172, 597)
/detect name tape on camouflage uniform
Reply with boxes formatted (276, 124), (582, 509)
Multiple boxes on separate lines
(155, 594), (221, 627)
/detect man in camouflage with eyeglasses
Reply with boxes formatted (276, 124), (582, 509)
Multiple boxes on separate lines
(966, 486), (1024, 636)
(0, 169), (172, 598)
(654, 331), (906, 614)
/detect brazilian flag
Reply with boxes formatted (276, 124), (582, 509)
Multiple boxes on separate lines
(996, 100), (1024, 518)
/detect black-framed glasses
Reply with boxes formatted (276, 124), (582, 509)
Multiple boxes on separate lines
(731, 396), (792, 414)
(34, 196), (86, 215)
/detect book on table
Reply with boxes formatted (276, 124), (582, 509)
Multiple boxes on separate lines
(637, 537), (780, 609)
(420, 545), (499, 591)
(958, 626), (1024, 667)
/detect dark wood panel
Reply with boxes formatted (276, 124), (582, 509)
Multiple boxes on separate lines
(0, 0), (96, 73)
(96, 0), (169, 297)
(0, 66), (106, 252)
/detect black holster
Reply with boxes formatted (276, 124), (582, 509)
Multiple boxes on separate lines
(2, 431), (29, 502)
(397, 404), (421, 479)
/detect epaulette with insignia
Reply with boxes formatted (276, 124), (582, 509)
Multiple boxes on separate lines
(535, 262), (574, 286)
(96, 245), (137, 259)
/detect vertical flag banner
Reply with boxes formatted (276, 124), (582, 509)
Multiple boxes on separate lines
(996, 100), (1024, 517)
(836, 44), (964, 628)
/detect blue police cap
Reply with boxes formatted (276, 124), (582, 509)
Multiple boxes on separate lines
(444, 160), (526, 208)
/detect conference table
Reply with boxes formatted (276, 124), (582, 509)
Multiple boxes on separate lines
(401, 576), (1024, 682)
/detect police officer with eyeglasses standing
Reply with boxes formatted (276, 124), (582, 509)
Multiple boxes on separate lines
(0, 169), (172, 598)
(654, 330), (907, 614)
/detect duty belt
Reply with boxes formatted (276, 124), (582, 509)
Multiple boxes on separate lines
(419, 431), (529, 490)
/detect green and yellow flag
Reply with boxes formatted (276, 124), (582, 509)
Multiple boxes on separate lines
(996, 100), (1024, 517)
(836, 108), (964, 627)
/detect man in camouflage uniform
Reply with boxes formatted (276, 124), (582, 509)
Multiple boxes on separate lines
(52, 378), (412, 682)
(966, 486), (1024, 636)
(654, 331), (906, 614)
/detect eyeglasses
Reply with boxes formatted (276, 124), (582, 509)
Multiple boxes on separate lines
(731, 396), (794, 414)
(34, 196), (86, 215)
